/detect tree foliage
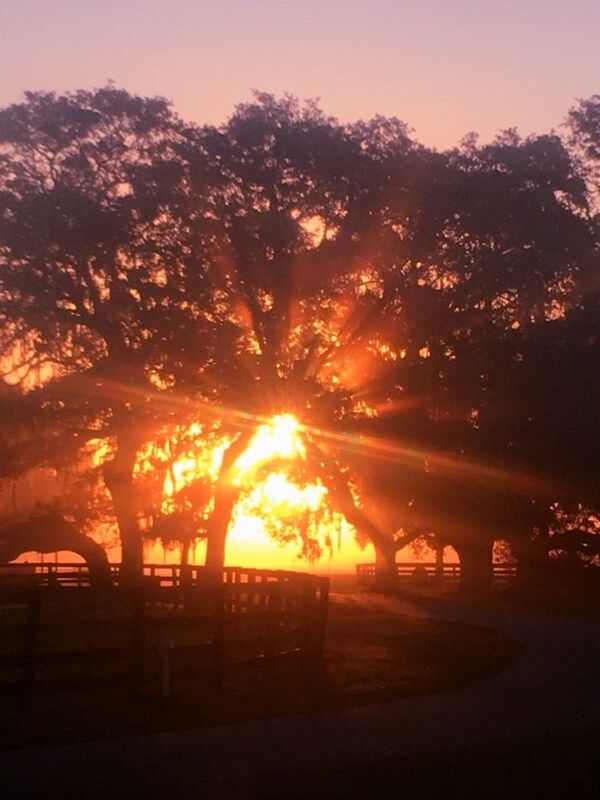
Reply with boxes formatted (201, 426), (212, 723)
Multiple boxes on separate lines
(1, 87), (599, 587)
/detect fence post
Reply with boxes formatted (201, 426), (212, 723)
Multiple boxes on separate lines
(19, 586), (41, 713)
(299, 579), (330, 699)
(158, 639), (175, 697)
(262, 581), (281, 665)
(210, 583), (225, 690)
(129, 587), (146, 699)
(314, 578), (329, 662)
(299, 581), (313, 662)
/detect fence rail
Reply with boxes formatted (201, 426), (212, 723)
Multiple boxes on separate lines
(0, 561), (328, 588)
(355, 561), (517, 586)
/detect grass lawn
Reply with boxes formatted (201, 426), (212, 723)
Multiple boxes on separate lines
(0, 593), (519, 750)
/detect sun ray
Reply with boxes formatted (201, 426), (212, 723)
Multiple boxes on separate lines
(233, 414), (304, 480)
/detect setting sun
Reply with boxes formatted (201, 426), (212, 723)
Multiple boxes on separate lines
(134, 413), (372, 571)
(228, 414), (349, 568)
(233, 414), (304, 479)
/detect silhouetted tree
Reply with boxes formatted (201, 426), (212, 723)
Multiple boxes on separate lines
(567, 94), (600, 204)
(180, 95), (427, 582)
(0, 88), (221, 578)
(2, 88), (599, 593)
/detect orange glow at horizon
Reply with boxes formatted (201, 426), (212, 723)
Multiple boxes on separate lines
(62, 409), (530, 573)
(149, 412), (374, 573)
(227, 414), (370, 571)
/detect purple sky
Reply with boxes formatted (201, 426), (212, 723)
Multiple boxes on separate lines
(1, 0), (599, 148)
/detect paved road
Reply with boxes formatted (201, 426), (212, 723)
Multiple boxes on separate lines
(2, 591), (600, 799)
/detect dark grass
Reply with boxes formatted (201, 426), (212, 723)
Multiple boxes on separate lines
(0, 596), (519, 749)
(373, 572), (600, 621)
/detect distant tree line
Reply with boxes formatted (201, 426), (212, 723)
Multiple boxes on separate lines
(1, 87), (600, 589)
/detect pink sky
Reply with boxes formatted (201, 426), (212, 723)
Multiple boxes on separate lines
(2, 0), (599, 149)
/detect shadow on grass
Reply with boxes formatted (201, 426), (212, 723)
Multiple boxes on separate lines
(0, 598), (520, 750)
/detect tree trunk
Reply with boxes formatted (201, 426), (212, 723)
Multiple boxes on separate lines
(512, 536), (541, 586)
(512, 504), (553, 586)
(179, 540), (192, 587)
(204, 484), (239, 578)
(435, 542), (445, 583)
(181, 539), (190, 567)
(104, 431), (143, 582)
(374, 542), (397, 592)
(306, 442), (398, 591)
(458, 538), (493, 592)
(204, 430), (254, 581)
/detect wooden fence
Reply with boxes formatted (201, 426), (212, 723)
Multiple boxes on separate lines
(0, 564), (329, 710)
(355, 561), (517, 586)
(0, 561), (328, 588)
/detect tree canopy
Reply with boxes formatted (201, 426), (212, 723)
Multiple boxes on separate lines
(1, 87), (599, 587)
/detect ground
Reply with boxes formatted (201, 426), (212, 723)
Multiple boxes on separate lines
(1, 577), (599, 799)
(0, 579), (517, 749)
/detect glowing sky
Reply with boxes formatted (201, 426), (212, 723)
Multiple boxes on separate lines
(2, 0), (599, 149)
(1, 0), (597, 574)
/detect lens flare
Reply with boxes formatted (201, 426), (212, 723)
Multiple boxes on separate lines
(234, 414), (304, 480)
